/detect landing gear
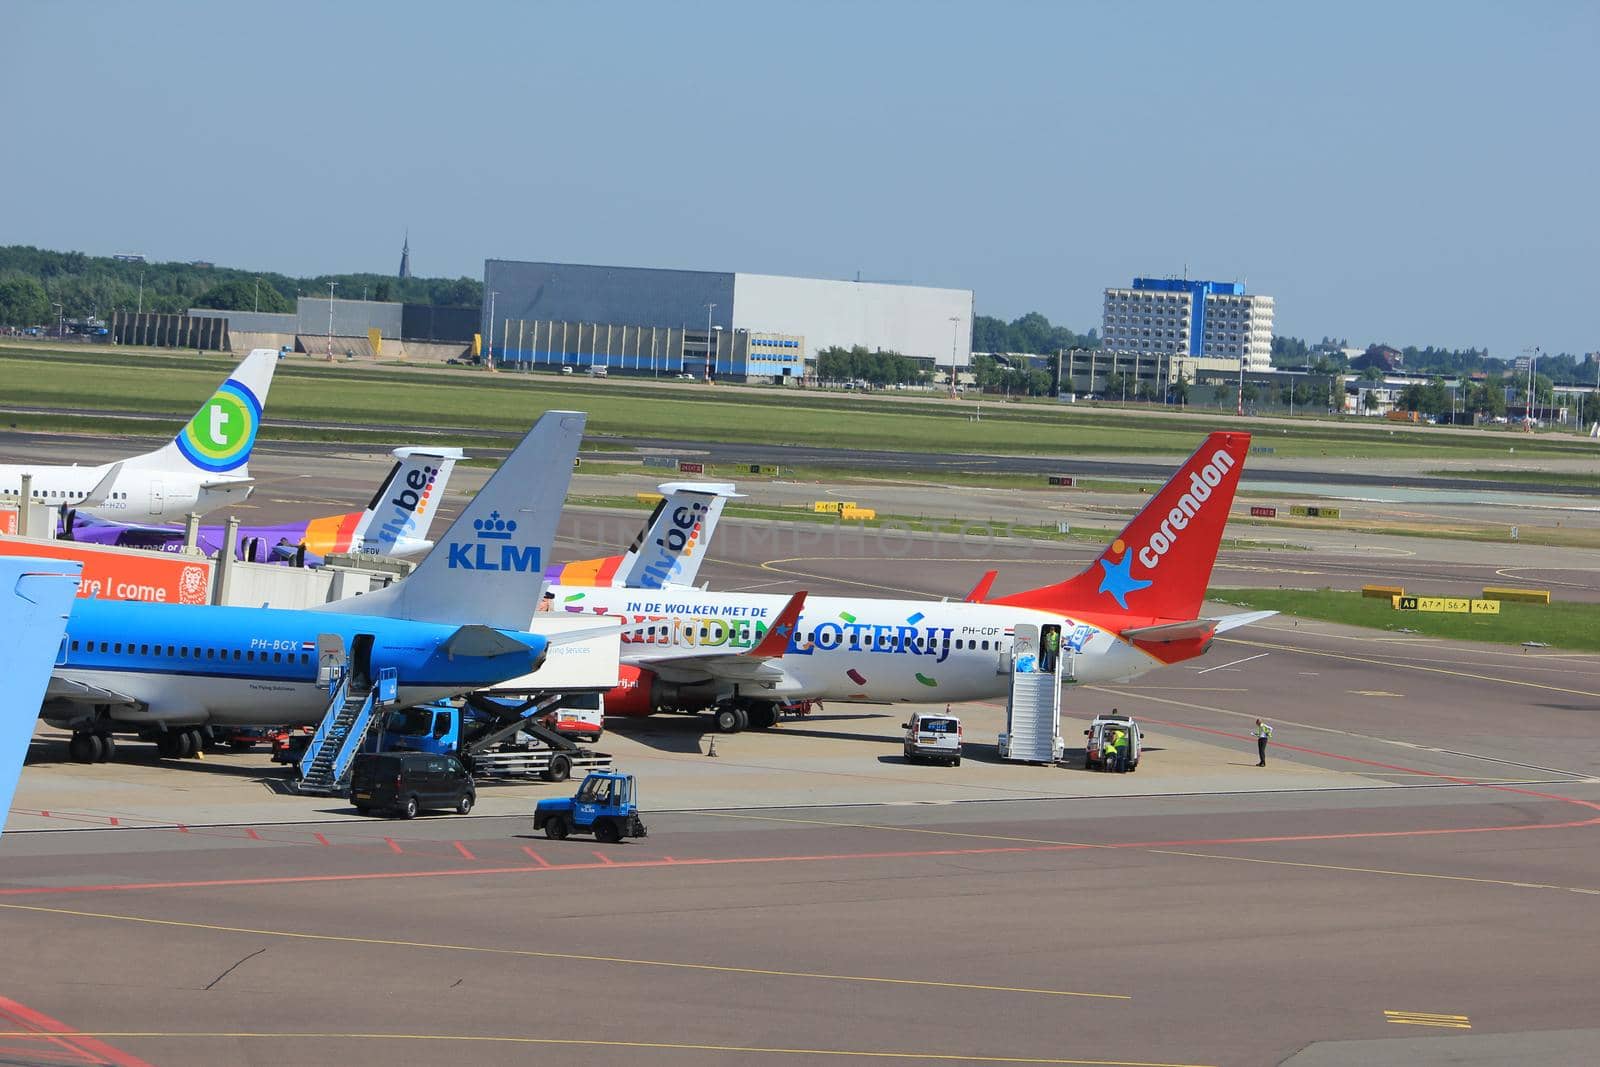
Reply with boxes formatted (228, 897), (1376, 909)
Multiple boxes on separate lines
(155, 728), (205, 760)
(714, 706), (746, 733)
(745, 703), (778, 730)
(67, 733), (105, 763)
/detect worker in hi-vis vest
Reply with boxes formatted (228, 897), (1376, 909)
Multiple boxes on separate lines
(1253, 719), (1273, 766)
(1105, 729), (1126, 772)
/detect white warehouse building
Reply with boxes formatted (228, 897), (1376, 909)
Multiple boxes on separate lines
(481, 259), (974, 380)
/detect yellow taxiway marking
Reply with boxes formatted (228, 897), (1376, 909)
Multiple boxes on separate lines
(0, 902), (1127, 1002)
(0, 1032), (1211, 1066)
(1384, 1010), (1471, 1029)
(1147, 848), (1600, 895)
(1347, 690), (1403, 697)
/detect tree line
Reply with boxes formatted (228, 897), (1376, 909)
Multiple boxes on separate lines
(813, 345), (933, 386)
(0, 245), (483, 327)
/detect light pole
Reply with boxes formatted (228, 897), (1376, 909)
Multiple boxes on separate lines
(136, 271), (144, 316)
(1236, 355), (1245, 417)
(326, 281), (337, 360)
(712, 325), (722, 381)
(51, 302), (63, 339)
(704, 303), (716, 382)
(487, 291), (498, 371)
(948, 316), (961, 399)
(253, 277), (260, 313)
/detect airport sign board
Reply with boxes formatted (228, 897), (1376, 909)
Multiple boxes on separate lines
(0, 539), (211, 605)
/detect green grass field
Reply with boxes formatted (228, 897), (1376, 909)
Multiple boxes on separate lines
(4, 346), (1597, 464)
(1208, 587), (1600, 651)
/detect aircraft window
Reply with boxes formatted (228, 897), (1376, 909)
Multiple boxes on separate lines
(981, 640), (991, 650)
(166, 645), (174, 656)
(206, 648), (215, 659)
(114, 643), (122, 654)
(273, 652), (283, 663)
(300, 653), (310, 664)
(71, 640), (80, 652)
(954, 639), (964, 650)
(179, 646), (188, 657)
(232, 649), (241, 661)
(246, 650), (255, 661)
(140, 644), (149, 655)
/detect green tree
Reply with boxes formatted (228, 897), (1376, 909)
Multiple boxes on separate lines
(0, 273), (50, 326)
(1362, 390), (1380, 412)
(1170, 372), (1191, 406)
(193, 278), (292, 313)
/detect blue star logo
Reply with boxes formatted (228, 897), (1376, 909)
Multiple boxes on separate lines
(1097, 542), (1153, 610)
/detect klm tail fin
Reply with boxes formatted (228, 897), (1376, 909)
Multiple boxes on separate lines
(546, 482), (739, 589)
(0, 557), (82, 840)
(349, 447), (464, 556)
(313, 412), (586, 629)
(991, 431), (1250, 622)
(121, 349), (278, 478)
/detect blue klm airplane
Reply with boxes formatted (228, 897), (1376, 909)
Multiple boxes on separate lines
(40, 411), (590, 764)
(0, 556), (82, 835)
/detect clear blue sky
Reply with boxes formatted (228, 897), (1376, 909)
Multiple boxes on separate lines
(4, 0), (1595, 356)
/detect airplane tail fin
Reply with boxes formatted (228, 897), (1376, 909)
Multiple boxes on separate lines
(990, 431), (1250, 622)
(347, 447), (465, 555)
(121, 349), (278, 478)
(547, 482), (740, 589)
(312, 412), (585, 630)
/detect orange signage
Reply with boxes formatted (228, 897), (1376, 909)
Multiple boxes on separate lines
(0, 539), (211, 605)
(0, 509), (15, 536)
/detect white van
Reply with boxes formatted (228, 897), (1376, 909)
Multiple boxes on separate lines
(903, 711), (963, 766)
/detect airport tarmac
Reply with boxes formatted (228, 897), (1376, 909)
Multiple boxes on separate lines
(4, 430), (1600, 1064)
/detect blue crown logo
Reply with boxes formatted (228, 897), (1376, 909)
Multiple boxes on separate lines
(473, 510), (517, 541)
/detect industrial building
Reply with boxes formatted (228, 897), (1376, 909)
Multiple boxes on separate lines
(480, 260), (974, 382)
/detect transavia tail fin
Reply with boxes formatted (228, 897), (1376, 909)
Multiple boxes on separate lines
(312, 411), (586, 629)
(348, 446), (465, 555)
(121, 349), (278, 478)
(546, 482), (740, 589)
(991, 431), (1251, 622)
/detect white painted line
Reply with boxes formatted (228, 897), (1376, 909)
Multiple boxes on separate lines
(1197, 652), (1268, 675)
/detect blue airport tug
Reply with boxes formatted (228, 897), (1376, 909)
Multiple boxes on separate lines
(534, 771), (647, 843)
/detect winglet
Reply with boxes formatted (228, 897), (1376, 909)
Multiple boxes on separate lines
(72, 462), (123, 508)
(964, 570), (997, 603)
(748, 591), (807, 658)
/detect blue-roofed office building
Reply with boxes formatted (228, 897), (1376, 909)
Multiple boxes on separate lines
(1101, 277), (1274, 370)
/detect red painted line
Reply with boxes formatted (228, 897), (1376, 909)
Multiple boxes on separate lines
(0, 994), (156, 1067)
(245, 828), (261, 841)
(107, 817), (118, 826)
(312, 832), (330, 847)
(39, 811), (48, 819)
(385, 837), (403, 855)
(520, 846), (550, 867)
(592, 850), (615, 865)
(453, 841), (476, 861)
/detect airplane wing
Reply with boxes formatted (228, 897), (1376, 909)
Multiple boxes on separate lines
(43, 675), (143, 709)
(627, 591), (807, 682)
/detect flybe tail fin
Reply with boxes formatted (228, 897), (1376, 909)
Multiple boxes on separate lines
(547, 482), (740, 589)
(121, 349), (278, 478)
(349, 447), (465, 555)
(990, 431), (1250, 621)
(312, 412), (586, 630)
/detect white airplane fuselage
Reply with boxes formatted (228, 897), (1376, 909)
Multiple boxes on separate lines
(550, 586), (1160, 704)
(0, 462), (251, 523)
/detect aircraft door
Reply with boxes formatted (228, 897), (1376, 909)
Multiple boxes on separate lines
(1011, 623), (1039, 675)
(351, 633), (376, 690)
(316, 633), (347, 689)
(149, 481), (164, 515)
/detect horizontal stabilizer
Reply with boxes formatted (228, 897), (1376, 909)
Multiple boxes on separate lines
(198, 477), (254, 492)
(1211, 610), (1277, 633)
(440, 625), (534, 659)
(964, 570), (997, 603)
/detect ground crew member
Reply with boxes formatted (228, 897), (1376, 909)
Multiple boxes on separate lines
(1040, 626), (1060, 673)
(1253, 719), (1273, 766)
(1105, 728), (1125, 772)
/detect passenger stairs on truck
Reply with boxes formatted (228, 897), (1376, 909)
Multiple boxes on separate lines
(997, 623), (1064, 764)
(297, 667), (397, 795)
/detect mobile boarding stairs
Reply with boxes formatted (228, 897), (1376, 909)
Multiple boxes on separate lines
(996, 621), (1066, 764)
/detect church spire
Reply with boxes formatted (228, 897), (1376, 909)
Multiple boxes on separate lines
(398, 230), (412, 279)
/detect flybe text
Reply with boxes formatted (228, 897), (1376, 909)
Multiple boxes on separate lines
(447, 543), (541, 572)
(1138, 448), (1236, 570)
